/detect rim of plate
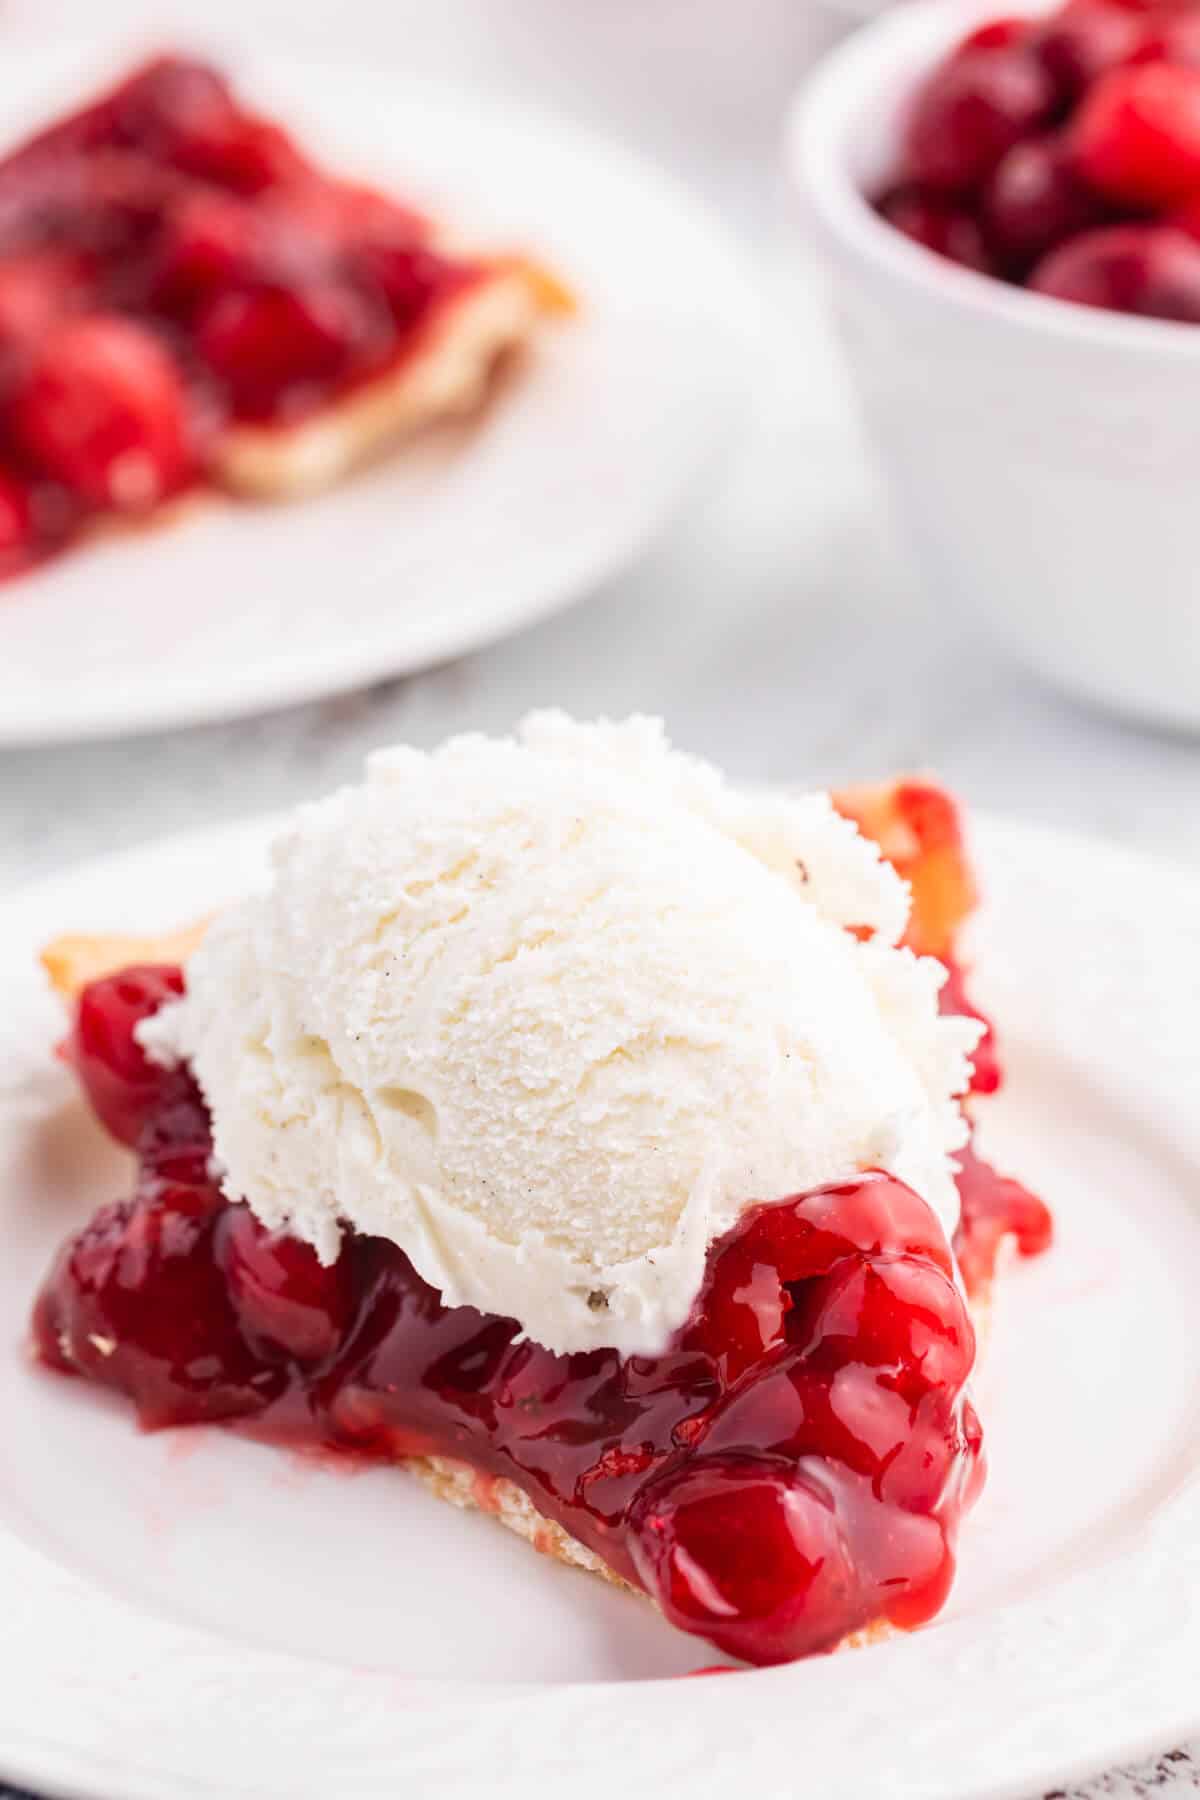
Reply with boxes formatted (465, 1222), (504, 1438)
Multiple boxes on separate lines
(0, 811), (1198, 1800)
(0, 47), (759, 746)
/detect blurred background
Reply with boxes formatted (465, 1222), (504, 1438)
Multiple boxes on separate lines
(4, 0), (1198, 888)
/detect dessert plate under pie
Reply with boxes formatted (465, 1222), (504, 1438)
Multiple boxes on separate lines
(0, 809), (1198, 1799)
(0, 45), (755, 744)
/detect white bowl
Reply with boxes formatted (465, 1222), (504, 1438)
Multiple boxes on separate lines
(787, 0), (1200, 732)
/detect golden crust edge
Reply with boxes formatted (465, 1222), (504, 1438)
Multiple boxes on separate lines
(209, 265), (561, 501)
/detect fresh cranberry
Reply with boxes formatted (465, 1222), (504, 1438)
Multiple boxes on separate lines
(218, 1204), (350, 1364)
(11, 315), (190, 509)
(1069, 61), (1200, 207)
(902, 46), (1057, 192)
(32, 1179), (284, 1428)
(65, 965), (188, 1147)
(194, 279), (385, 419)
(1030, 221), (1200, 318)
(1031, 1), (1147, 102)
(982, 135), (1109, 271)
(628, 1459), (861, 1664)
(876, 186), (994, 271)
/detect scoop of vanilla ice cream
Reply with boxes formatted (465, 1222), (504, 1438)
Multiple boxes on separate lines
(141, 713), (981, 1356)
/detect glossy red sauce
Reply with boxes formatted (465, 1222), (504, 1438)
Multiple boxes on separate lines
(0, 55), (484, 579)
(31, 961), (1047, 1666)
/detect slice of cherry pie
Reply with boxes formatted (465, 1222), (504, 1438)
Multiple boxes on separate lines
(0, 54), (571, 579)
(30, 730), (1050, 1668)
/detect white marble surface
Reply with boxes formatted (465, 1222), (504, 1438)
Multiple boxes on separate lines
(2, 4), (1200, 1795)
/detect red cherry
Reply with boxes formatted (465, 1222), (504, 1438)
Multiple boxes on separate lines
(0, 250), (84, 352)
(66, 965), (187, 1147)
(696, 1346), (893, 1482)
(1069, 61), (1200, 207)
(683, 1175), (953, 1383)
(353, 240), (455, 328)
(1030, 221), (1200, 318)
(218, 1204), (350, 1364)
(771, 1175), (954, 1277)
(0, 471), (34, 568)
(109, 56), (305, 193)
(147, 189), (261, 316)
(874, 1387), (968, 1512)
(794, 1255), (975, 1392)
(957, 17), (1032, 54)
(32, 1179), (283, 1429)
(11, 316), (190, 509)
(1031, 1), (1146, 101)
(902, 46), (1056, 192)
(195, 280), (383, 418)
(982, 135), (1108, 269)
(1129, 12), (1200, 69)
(876, 186), (994, 271)
(629, 1458), (861, 1664)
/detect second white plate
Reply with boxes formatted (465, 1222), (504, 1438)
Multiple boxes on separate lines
(0, 46), (756, 745)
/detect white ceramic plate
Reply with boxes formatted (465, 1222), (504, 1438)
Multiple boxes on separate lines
(0, 46), (755, 746)
(0, 813), (1198, 1800)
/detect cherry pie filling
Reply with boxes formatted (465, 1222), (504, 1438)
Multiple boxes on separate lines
(0, 55), (494, 577)
(31, 960), (1049, 1667)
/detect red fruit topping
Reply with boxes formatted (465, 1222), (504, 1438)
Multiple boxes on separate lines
(939, 958), (1001, 1095)
(64, 964), (188, 1147)
(958, 17), (1033, 54)
(954, 1144), (1053, 1297)
(32, 958), (1048, 1665)
(1030, 221), (1200, 318)
(877, 186), (994, 270)
(0, 48), (500, 581)
(629, 1460), (861, 1664)
(0, 471), (34, 570)
(1130, 12), (1200, 69)
(218, 1204), (349, 1363)
(0, 250), (85, 353)
(1031, 1), (1146, 101)
(902, 46), (1057, 192)
(1069, 62), (1200, 207)
(353, 240), (458, 328)
(681, 1172), (954, 1384)
(796, 1253), (974, 1392)
(11, 316), (189, 508)
(32, 1179), (285, 1429)
(195, 280), (386, 420)
(983, 135), (1108, 269)
(147, 189), (261, 317)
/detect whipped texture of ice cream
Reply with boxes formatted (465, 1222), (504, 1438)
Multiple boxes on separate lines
(141, 712), (981, 1355)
